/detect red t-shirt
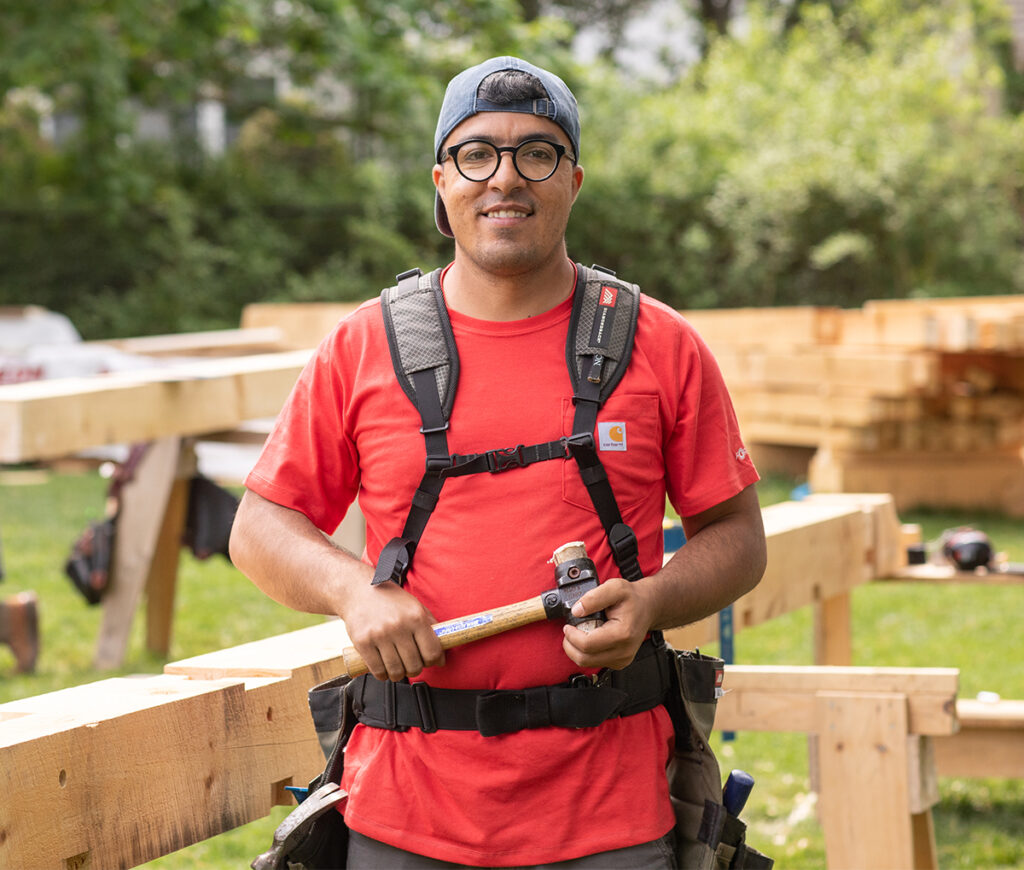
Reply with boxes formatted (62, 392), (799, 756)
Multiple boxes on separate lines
(246, 274), (759, 865)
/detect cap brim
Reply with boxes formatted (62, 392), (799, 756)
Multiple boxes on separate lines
(435, 191), (454, 238)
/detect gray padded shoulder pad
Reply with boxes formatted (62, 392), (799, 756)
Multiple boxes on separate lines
(380, 268), (459, 420)
(567, 264), (641, 404)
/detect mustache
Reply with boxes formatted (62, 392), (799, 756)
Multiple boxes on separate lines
(477, 197), (536, 214)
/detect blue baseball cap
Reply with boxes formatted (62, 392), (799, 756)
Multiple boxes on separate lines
(433, 56), (581, 238)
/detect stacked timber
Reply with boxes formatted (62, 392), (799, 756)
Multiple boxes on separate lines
(683, 296), (1024, 516)
(229, 296), (1024, 515)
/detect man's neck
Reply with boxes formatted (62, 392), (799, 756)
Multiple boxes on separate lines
(442, 254), (576, 321)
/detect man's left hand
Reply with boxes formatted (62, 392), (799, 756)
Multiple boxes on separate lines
(561, 576), (654, 670)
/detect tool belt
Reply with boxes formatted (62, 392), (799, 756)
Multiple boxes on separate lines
(254, 639), (774, 870)
(351, 636), (669, 736)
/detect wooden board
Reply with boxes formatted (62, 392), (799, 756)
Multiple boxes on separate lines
(933, 700), (1024, 778)
(816, 692), (915, 868)
(241, 302), (363, 349)
(716, 665), (959, 737)
(94, 327), (285, 357)
(0, 672), (325, 869)
(809, 447), (1024, 517)
(0, 350), (311, 462)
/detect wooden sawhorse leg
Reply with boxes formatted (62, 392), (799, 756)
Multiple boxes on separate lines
(817, 692), (939, 870)
(94, 437), (196, 669)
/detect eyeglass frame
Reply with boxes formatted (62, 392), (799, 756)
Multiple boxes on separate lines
(441, 138), (577, 183)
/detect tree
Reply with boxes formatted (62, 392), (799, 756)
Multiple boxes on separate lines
(570, 1), (1024, 308)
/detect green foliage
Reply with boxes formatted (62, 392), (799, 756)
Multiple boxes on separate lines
(0, 0), (1022, 334)
(570, 1), (1024, 309)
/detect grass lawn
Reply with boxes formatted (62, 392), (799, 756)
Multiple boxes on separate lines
(1, 469), (1021, 868)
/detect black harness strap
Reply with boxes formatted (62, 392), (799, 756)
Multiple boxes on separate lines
(565, 266), (644, 582)
(373, 271), (456, 586)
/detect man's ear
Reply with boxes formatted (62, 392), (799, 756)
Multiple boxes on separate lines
(570, 164), (584, 203)
(433, 164), (445, 197)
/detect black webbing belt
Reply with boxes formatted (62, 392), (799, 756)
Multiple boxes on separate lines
(351, 637), (670, 737)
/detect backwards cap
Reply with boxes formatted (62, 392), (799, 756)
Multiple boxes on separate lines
(433, 56), (580, 238)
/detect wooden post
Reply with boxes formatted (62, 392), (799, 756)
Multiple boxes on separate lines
(815, 691), (938, 870)
(144, 442), (197, 657)
(813, 592), (852, 667)
(95, 437), (183, 669)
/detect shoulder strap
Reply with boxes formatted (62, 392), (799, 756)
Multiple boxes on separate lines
(566, 264), (644, 582)
(374, 268), (454, 586)
(566, 263), (641, 432)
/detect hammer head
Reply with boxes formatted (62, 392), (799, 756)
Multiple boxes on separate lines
(542, 543), (604, 628)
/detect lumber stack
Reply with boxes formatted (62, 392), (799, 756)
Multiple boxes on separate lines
(683, 296), (1024, 516)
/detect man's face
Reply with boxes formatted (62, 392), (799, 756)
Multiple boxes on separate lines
(433, 112), (584, 277)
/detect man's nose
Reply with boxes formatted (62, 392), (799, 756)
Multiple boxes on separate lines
(488, 151), (525, 190)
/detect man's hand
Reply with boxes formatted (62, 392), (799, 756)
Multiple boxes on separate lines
(560, 575), (655, 670)
(341, 580), (446, 682)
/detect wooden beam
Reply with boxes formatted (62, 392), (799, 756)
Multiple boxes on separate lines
(0, 350), (310, 462)
(94, 437), (183, 669)
(816, 692), (919, 868)
(0, 621), (348, 870)
(665, 498), (869, 650)
(716, 665), (959, 738)
(93, 326), (285, 357)
(809, 447), (1024, 517)
(932, 699), (1024, 778)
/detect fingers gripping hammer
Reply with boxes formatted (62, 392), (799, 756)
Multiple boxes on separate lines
(340, 541), (604, 678)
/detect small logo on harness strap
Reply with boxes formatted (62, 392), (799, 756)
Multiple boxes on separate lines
(598, 422), (627, 451)
(590, 286), (619, 348)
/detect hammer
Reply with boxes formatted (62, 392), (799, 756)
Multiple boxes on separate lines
(339, 541), (604, 678)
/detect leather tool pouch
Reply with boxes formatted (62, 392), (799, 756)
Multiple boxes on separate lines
(666, 646), (773, 869)
(251, 675), (356, 870)
(64, 515), (117, 605)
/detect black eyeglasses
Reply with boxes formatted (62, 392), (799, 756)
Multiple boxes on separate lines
(443, 138), (576, 183)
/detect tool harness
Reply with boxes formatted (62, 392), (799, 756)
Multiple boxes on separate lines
(352, 263), (671, 737)
(372, 262), (643, 590)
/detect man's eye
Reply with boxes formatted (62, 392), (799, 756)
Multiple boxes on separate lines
(522, 146), (556, 162)
(462, 147), (494, 163)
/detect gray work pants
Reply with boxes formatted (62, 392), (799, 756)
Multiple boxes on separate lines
(347, 829), (677, 870)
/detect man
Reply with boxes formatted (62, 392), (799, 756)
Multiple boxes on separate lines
(230, 56), (766, 869)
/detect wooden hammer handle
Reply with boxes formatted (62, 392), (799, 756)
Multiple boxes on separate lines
(341, 595), (548, 678)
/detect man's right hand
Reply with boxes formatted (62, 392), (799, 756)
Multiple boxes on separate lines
(340, 580), (445, 681)
(229, 491), (445, 683)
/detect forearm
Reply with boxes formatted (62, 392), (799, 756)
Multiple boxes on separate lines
(564, 484), (766, 669)
(228, 490), (372, 618)
(644, 485), (767, 631)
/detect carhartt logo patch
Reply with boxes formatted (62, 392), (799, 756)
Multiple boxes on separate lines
(598, 422), (627, 451)
(599, 285), (618, 307)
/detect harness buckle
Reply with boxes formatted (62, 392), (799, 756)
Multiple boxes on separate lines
(485, 444), (526, 473)
(562, 432), (595, 453)
(425, 453), (452, 475)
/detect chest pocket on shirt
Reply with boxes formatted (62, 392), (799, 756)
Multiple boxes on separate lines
(561, 394), (663, 514)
